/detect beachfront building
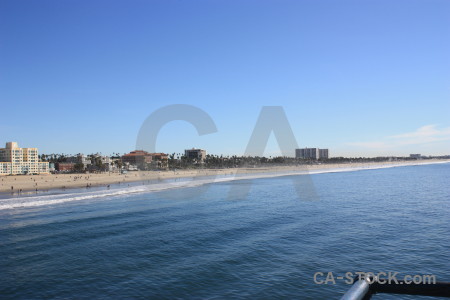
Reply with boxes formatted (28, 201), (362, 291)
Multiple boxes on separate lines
(88, 154), (113, 172)
(122, 151), (169, 170)
(55, 162), (76, 172)
(67, 154), (92, 167)
(184, 148), (206, 162)
(0, 142), (49, 175)
(149, 153), (169, 169)
(122, 150), (169, 171)
(122, 150), (152, 170)
(295, 148), (329, 160)
(60, 154), (113, 172)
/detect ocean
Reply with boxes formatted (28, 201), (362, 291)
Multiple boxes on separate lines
(1, 163), (449, 299)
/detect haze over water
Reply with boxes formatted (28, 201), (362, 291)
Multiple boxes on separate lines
(1, 163), (449, 299)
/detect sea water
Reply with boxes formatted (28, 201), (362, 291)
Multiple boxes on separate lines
(0, 163), (449, 299)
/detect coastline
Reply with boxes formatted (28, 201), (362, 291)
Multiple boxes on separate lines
(1, 159), (449, 195)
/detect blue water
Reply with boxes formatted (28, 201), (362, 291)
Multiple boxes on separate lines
(1, 164), (449, 299)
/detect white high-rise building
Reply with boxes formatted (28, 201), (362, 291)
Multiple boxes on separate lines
(0, 142), (49, 175)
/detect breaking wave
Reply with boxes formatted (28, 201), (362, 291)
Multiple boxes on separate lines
(0, 161), (448, 210)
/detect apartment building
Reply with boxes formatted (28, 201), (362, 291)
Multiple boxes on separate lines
(295, 147), (329, 160)
(184, 148), (206, 162)
(0, 142), (49, 175)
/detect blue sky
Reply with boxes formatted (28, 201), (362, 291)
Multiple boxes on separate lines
(1, 0), (449, 157)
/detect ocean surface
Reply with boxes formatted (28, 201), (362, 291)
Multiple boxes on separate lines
(1, 163), (449, 299)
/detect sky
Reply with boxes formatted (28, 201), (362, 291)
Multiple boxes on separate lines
(1, 0), (449, 157)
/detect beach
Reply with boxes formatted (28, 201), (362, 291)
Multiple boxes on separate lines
(1, 159), (448, 194)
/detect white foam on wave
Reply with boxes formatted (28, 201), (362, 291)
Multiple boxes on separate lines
(1, 161), (448, 210)
(0, 186), (148, 210)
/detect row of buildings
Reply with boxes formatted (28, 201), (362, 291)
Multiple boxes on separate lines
(120, 148), (206, 170)
(54, 148), (208, 172)
(53, 152), (171, 172)
(0, 141), (209, 175)
(55, 154), (114, 172)
(1, 141), (331, 176)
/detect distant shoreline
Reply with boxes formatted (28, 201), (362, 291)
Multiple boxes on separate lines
(1, 159), (449, 196)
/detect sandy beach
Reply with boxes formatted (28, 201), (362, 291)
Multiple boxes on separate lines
(1, 159), (449, 195)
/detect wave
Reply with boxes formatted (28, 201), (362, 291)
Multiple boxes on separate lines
(1, 161), (448, 210)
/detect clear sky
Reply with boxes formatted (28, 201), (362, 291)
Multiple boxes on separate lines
(1, 0), (449, 157)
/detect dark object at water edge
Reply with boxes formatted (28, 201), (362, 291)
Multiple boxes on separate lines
(341, 276), (450, 300)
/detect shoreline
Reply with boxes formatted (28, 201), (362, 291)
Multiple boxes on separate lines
(1, 159), (449, 196)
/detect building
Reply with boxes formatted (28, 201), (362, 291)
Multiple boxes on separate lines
(88, 154), (113, 171)
(296, 148), (319, 160)
(149, 153), (169, 169)
(122, 150), (153, 170)
(295, 148), (329, 160)
(319, 149), (329, 159)
(410, 154), (422, 159)
(55, 162), (76, 172)
(185, 148), (206, 162)
(0, 142), (49, 175)
(121, 151), (169, 170)
(150, 153), (168, 161)
(65, 154), (114, 172)
(67, 154), (92, 167)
